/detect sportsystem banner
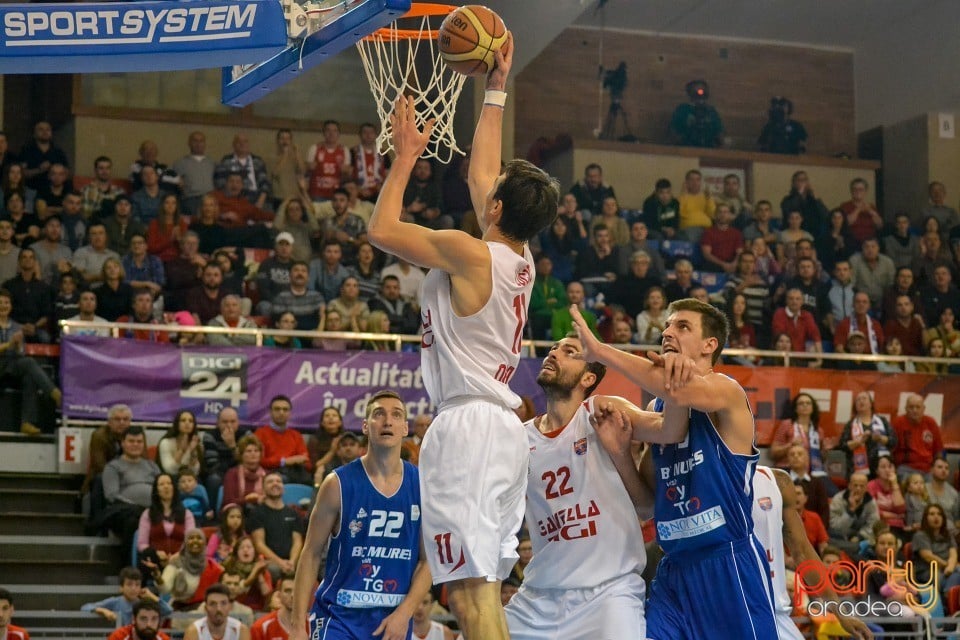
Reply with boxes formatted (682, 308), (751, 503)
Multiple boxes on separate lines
(61, 336), (957, 442)
(0, 0), (287, 73)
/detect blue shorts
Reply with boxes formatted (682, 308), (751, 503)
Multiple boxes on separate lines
(646, 536), (781, 640)
(308, 600), (411, 640)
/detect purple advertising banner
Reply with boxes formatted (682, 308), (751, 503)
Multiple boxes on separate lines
(61, 336), (546, 430)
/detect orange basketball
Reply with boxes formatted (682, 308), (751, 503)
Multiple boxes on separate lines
(437, 5), (507, 76)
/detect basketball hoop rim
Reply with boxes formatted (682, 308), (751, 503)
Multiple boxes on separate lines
(362, 2), (455, 41)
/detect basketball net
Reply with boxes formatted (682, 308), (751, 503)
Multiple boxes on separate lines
(356, 3), (467, 164)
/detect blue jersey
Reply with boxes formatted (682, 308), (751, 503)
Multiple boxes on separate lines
(652, 398), (758, 555)
(315, 459), (421, 615)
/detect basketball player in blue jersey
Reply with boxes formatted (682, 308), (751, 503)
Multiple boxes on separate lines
(290, 391), (431, 640)
(368, 34), (560, 640)
(571, 297), (780, 639)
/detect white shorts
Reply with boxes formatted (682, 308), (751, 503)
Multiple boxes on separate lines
(419, 399), (528, 584)
(505, 572), (646, 640)
(775, 608), (805, 640)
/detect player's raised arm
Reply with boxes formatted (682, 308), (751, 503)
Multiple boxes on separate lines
(571, 304), (741, 414)
(468, 31), (512, 217)
(593, 395), (690, 445)
(289, 472), (341, 640)
(367, 96), (487, 275)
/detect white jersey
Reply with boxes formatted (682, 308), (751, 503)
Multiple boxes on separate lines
(419, 242), (533, 409)
(752, 466), (790, 615)
(413, 621), (448, 640)
(521, 398), (646, 590)
(191, 617), (243, 640)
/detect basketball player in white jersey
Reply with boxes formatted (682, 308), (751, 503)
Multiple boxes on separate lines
(367, 34), (560, 640)
(505, 335), (688, 640)
(752, 467), (872, 640)
(412, 592), (455, 640)
(183, 584), (249, 640)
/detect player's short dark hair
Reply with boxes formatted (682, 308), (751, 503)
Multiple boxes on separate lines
(564, 331), (607, 397)
(666, 298), (730, 365)
(494, 159), (560, 243)
(655, 178), (671, 191)
(132, 599), (161, 616)
(365, 390), (405, 419)
(120, 567), (142, 583)
(205, 583), (231, 601)
(0, 587), (13, 606)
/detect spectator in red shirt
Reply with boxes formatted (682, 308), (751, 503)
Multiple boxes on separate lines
(893, 394), (944, 477)
(107, 599), (171, 640)
(699, 203), (743, 273)
(794, 481), (828, 555)
(833, 291), (884, 354)
(771, 288), (823, 366)
(253, 395), (312, 485)
(212, 172), (273, 230)
(0, 588), (30, 640)
(839, 178), (883, 250)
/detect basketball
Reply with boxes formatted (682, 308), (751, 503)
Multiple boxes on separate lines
(437, 5), (507, 76)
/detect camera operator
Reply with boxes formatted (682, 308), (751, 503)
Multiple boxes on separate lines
(669, 80), (724, 148)
(758, 96), (807, 155)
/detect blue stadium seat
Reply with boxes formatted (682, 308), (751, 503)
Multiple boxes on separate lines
(283, 483), (313, 507)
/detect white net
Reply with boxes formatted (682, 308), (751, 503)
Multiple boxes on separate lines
(356, 12), (468, 164)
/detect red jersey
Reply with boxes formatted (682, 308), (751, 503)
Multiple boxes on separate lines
(308, 144), (348, 200)
(107, 626), (171, 640)
(352, 144), (387, 198)
(251, 611), (291, 640)
(892, 415), (944, 473)
(4, 626), (30, 640)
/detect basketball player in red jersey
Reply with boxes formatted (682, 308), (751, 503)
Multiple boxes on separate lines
(368, 33), (560, 640)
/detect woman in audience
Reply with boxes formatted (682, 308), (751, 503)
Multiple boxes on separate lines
(725, 293), (757, 366)
(222, 535), (272, 611)
(635, 286), (668, 346)
(362, 310), (395, 351)
(539, 215), (584, 284)
(137, 473), (194, 562)
(6, 192), (39, 247)
(816, 209), (855, 272)
(866, 455), (906, 535)
(327, 276), (370, 331)
(912, 503), (960, 601)
(157, 528), (224, 609)
(205, 503), (245, 563)
(1, 163), (36, 214)
(838, 391), (896, 478)
(350, 242), (381, 302)
(273, 197), (317, 263)
(263, 311), (303, 349)
(917, 336), (950, 374)
(770, 392), (828, 473)
(211, 249), (246, 300)
(157, 410), (203, 477)
(307, 406), (344, 472)
(95, 258), (135, 321)
(864, 530), (929, 618)
(762, 332), (796, 367)
(147, 193), (189, 263)
(221, 434), (266, 510)
(923, 307), (960, 356)
(776, 210), (814, 265)
(314, 308), (360, 350)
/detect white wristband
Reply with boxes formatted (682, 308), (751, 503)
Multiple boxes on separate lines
(484, 90), (507, 108)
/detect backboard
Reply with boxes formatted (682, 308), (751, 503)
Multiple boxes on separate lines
(220, 0), (411, 107)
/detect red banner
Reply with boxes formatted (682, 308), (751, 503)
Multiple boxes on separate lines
(594, 366), (960, 448)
